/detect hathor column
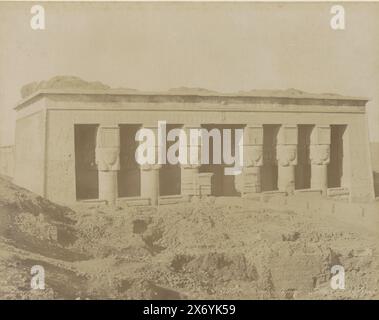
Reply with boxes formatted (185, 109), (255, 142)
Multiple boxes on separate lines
(276, 125), (298, 194)
(238, 125), (264, 196)
(310, 125), (331, 194)
(95, 125), (120, 205)
(140, 126), (161, 206)
(181, 125), (202, 198)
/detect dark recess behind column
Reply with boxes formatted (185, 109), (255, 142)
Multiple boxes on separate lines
(74, 124), (99, 200)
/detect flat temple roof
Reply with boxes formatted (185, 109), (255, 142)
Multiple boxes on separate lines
(14, 88), (369, 111)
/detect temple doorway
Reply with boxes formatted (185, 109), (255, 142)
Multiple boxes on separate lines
(159, 124), (182, 196)
(74, 124), (99, 200)
(328, 125), (348, 188)
(118, 124), (141, 197)
(200, 124), (243, 196)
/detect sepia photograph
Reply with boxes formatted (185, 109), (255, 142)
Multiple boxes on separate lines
(0, 0), (378, 306)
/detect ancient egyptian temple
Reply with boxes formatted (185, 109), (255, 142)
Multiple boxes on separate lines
(12, 79), (375, 205)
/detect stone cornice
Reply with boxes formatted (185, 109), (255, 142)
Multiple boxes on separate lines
(14, 88), (369, 111)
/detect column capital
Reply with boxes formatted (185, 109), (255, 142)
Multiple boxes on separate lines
(140, 163), (162, 171)
(244, 145), (263, 167)
(277, 124), (298, 145)
(96, 125), (120, 171)
(276, 144), (297, 166)
(244, 124), (263, 146)
(96, 125), (120, 148)
(243, 126), (263, 167)
(182, 123), (202, 130)
(310, 144), (330, 165)
(97, 124), (119, 128)
(181, 163), (201, 169)
(310, 125), (331, 145)
(141, 124), (159, 132)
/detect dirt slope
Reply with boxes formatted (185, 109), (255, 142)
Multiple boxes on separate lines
(0, 176), (378, 299)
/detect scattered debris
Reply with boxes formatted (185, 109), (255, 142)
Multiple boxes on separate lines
(0, 176), (378, 299)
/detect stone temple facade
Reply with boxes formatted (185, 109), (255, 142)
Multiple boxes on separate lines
(12, 84), (375, 206)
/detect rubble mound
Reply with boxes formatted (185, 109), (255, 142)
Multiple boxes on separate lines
(20, 76), (357, 101)
(20, 76), (111, 98)
(171, 252), (258, 282)
(0, 176), (378, 299)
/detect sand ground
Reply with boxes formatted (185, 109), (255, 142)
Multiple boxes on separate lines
(0, 176), (378, 300)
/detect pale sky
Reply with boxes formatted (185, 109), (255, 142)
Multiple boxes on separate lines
(1, 1), (378, 145)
